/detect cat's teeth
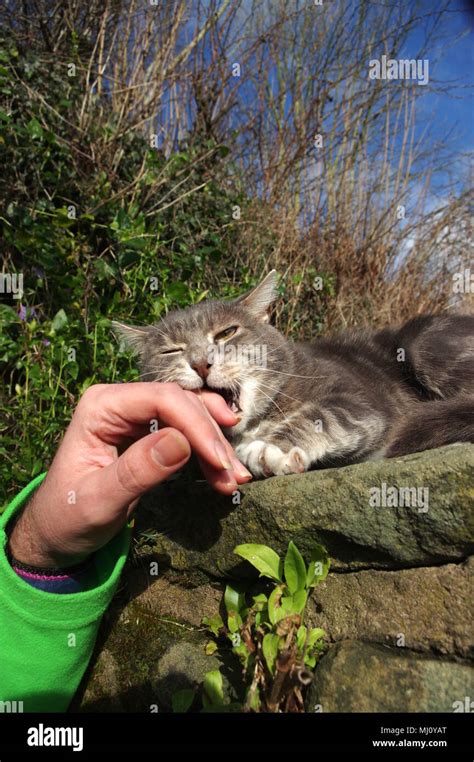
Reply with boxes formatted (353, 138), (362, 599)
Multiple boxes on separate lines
(230, 402), (239, 413)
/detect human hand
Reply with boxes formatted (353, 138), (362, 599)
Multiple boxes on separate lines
(8, 382), (251, 568)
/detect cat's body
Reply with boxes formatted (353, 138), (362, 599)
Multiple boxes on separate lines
(114, 271), (474, 477)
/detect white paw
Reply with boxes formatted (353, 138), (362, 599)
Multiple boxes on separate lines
(235, 440), (311, 477)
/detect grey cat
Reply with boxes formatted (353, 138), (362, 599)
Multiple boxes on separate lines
(113, 271), (474, 477)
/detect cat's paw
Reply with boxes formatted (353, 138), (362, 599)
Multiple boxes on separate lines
(235, 440), (311, 477)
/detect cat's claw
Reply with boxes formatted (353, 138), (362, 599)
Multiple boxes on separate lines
(235, 440), (310, 477)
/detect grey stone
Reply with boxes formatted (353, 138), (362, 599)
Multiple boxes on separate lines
(306, 640), (474, 712)
(139, 444), (474, 576)
(153, 640), (239, 710)
(307, 557), (473, 658)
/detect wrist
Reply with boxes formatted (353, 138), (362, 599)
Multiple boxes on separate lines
(8, 502), (89, 569)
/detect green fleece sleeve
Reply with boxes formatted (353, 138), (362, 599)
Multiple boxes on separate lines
(0, 474), (132, 712)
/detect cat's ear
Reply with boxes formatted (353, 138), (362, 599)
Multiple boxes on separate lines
(235, 270), (279, 322)
(111, 321), (150, 355)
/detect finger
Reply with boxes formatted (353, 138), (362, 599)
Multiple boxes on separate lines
(196, 456), (240, 495)
(87, 427), (191, 511)
(182, 392), (251, 479)
(191, 389), (241, 427)
(74, 383), (239, 473)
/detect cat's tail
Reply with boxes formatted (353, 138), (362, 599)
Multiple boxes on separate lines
(385, 398), (474, 458)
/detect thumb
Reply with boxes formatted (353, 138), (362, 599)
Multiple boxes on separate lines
(103, 427), (191, 507)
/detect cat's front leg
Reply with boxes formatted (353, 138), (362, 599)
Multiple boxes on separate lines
(234, 439), (311, 477)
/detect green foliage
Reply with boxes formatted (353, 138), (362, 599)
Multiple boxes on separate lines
(233, 543), (283, 582)
(202, 670), (225, 709)
(190, 541), (330, 713)
(0, 38), (270, 508)
(218, 541), (329, 712)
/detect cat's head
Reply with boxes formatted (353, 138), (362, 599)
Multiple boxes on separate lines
(112, 271), (291, 426)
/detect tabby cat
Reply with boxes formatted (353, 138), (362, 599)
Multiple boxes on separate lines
(113, 271), (474, 477)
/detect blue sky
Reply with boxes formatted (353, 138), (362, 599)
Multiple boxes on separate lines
(175, 0), (472, 203)
(406, 0), (473, 190)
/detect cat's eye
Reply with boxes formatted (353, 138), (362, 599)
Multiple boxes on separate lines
(161, 347), (183, 355)
(215, 326), (238, 341)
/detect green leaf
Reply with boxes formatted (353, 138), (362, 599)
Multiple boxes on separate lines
(284, 541), (307, 594)
(66, 361), (79, 380)
(0, 304), (20, 324)
(252, 593), (268, 607)
(232, 642), (251, 669)
(205, 640), (218, 656)
(195, 289), (209, 303)
(296, 625), (307, 651)
(227, 609), (242, 633)
(307, 628), (326, 647)
(224, 584), (245, 615)
(262, 633), (280, 675)
(281, 595), (296, 613)
(94, 258), (118, 281)
(27, 117), (44, 140)
(306, 544), (330, 587)
(50, 308), (68, 333)
(202, 615), (224, 636)
(171, 689), (195, 713)
(31, 459), (43, 477)
(279, 589), (307, 616)
(202, 670), (224, 707)
(268, 585), (286, 624)
(234, 543), (282, 582)
(166, 281), (188, 301)
(292, 588), (308, 614)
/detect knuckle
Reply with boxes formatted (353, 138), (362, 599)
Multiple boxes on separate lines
(79, 384), (106, 408)
(160, 381), (181, 396)
(184, 389), (204, 406)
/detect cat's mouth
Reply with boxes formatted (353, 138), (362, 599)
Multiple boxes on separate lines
(204, 383), (241, 413)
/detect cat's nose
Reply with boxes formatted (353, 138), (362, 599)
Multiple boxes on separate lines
(191, 360), (212, 380)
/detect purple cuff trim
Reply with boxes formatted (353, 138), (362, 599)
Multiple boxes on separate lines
(13, 566), (72, 582)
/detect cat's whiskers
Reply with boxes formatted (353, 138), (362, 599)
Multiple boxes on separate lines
(245, 365), (327, 381)
(238, 371), (303, 405)
(239, 374), (292, 425)
(139, 369), (167, 378)
(139, 370), (174, 381)
(255, 382), (303, 405)
(252, 384), (292, 425)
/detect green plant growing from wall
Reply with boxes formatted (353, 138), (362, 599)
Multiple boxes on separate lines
(173, 540), (329, 713)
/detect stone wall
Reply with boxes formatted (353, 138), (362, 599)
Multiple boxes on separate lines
(77, 444), (473, 713)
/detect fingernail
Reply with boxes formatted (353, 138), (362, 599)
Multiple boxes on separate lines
(214, 440), (232, 470)
(151, 431), (190, 467)
(231, 456), (252, 479)
(220, 469), (238, 488)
